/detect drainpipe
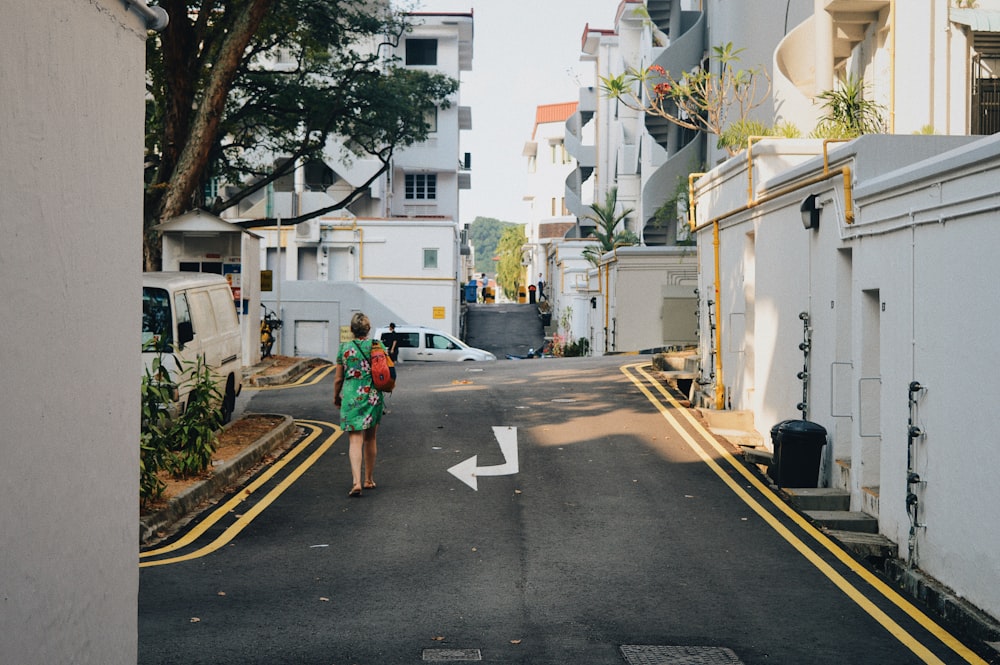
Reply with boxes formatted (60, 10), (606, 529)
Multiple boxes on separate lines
(712, 220), (724, 409)
(688, 140), (856, 410)
(890, 0), (897, 133)
(124, 0), (169, 31)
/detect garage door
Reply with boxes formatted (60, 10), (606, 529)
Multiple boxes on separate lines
(295, 320), (329, 358)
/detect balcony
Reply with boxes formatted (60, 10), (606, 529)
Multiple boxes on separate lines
(822, 0), (890, 68)
(565, 87), (596, 168)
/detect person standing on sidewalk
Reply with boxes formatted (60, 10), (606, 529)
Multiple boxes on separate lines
(333, 312), (384, 497)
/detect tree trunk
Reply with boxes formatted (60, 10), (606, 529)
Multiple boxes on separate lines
(148, 0), (275, 267)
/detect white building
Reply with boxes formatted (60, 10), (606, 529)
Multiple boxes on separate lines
(553, 0), (702, 355)
(683, 0), (1000, 629)
(236, 11), (474, 356)
(522, 102), (580, 285)
(1, 1), (152, 662)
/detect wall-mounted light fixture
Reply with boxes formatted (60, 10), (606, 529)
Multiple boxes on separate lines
(124, 1), (169, 31)
(800, 194), (821, 230)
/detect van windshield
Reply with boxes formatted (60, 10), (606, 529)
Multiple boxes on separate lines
(142, 287), (172, 352)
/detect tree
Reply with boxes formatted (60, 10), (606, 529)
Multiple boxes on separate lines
(494, 225), (527, 300)
(581, 188), (638, 266)
(468, 216), (516, 275)
(143, 0), (459, 269)
(601, 43), (771, 156)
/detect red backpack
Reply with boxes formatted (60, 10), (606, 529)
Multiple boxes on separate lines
(356, 340), (396, 393)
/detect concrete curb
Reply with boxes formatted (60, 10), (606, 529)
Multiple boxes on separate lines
(246, 357), (328, 387)
(139, 414), (296, 544)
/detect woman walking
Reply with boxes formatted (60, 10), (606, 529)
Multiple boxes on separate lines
(333, 312), (385, 497)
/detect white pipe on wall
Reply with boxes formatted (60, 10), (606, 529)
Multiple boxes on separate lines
(124, 1), (169, 32)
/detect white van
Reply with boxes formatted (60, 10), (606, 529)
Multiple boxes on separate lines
(374, 325), (496, 362)
(142, 272), (243, 422)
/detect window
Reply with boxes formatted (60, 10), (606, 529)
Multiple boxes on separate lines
(405, 39), (438, 66)
(424, 108), (438, 133)
(423, 248), (439, 269)
(405, 174), (437, 200)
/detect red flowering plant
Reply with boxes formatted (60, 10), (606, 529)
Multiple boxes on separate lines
(601, 43), (771, 156)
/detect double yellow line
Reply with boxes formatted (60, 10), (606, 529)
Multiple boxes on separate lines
(140, 420), (341, 568)
(621, 362), (987, 665)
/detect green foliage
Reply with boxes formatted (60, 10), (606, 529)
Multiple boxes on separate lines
(144, 0), (460, 266)
(602, 42), (771, 156)
(581, 188), (639, 266)
(494, 225), (528, 300)
(717, 119), (801, 152)
(812, 75), (886, 139)
(469, 216), (517, 275)
(563, 337), (590, 357)
(140, 350), (224, 506)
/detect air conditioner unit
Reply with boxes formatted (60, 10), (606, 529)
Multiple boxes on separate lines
(296, 218), (320, 243)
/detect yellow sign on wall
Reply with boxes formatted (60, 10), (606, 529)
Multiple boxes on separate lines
(432, 306), (446, 319)
(339, 325), (353, 343)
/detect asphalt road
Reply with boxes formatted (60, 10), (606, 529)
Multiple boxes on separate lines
(139, 356), (995, 665)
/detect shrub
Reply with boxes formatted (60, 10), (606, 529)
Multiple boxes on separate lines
(140, 350), (223, 506)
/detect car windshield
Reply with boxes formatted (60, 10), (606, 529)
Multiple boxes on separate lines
(142, 287), (172, 351)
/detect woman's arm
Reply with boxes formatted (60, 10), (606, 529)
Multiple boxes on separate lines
(333, 363), (344, 407)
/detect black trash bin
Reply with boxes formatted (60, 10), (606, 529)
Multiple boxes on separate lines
(769, 419), (827, 487)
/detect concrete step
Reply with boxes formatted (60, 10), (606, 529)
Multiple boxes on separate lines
(784, 487), (851, 512)
(825, 529), (898, 560)
(804, 510), (879, 534)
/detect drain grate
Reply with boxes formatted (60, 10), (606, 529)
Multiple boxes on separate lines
(422, 648), (483, 662)
(620, 645), (744, 665)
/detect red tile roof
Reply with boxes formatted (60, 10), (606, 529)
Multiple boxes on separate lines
(532, 102), (578, 139)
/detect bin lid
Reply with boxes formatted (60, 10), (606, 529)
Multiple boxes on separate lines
(772, 419), (827, 435)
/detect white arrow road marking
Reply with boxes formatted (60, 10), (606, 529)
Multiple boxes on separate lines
(448, 426), (519, 491)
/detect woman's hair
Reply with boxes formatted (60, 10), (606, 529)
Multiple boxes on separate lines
(350, 312), (371, 339)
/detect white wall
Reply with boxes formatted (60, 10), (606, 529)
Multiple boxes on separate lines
(260, 219), (462, 357)
(692, 134), (1000, 621)
(0, 1), (143, 663)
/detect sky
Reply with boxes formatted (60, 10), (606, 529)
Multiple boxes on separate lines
(414, 0), (618, 225)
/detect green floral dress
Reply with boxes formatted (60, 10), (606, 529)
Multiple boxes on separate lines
(336, 338), (385, 431)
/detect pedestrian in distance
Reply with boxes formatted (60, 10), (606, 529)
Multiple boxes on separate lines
(384, 322), (400, 363)
(333, 312), (385, 497)
(538, 273), (547, 301)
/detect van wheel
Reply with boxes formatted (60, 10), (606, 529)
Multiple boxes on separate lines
(221, 379), (236, 424)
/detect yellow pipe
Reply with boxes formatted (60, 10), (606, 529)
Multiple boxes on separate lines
(685, 139), (857, 411)
(712, 220), (725, 409)
(688, 172), (705, 231)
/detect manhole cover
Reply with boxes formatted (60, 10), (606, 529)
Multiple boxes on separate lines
(620, 645), (744, 665)
(422, 648), (482, 661)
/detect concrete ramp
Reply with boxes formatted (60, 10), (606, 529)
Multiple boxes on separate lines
(464, 303), (545, 359)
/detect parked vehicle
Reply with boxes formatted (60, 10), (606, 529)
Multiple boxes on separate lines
(142, 272), (243, 422)
(374, 325), (495, 362)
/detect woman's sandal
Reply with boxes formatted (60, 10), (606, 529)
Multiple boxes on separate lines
(363, 481), (377, 490)
(349, 485), (362, 497)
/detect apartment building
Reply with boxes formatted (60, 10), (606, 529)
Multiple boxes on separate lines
(244, 11), (474, 356)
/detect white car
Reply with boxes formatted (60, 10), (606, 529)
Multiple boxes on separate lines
(374, 325), (496, 362)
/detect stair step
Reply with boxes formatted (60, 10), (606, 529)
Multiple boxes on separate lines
(784, 487), (851, 512)
(824, 529), (898, 560)
(804, 510), (879, 534)
(740, 445), (773, 466)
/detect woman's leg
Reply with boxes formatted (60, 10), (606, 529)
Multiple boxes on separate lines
(362, 424), (378, 488)
(348, 430), (364, 493)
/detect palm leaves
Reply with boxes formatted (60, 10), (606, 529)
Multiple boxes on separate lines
(581, 188), (639, 266)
